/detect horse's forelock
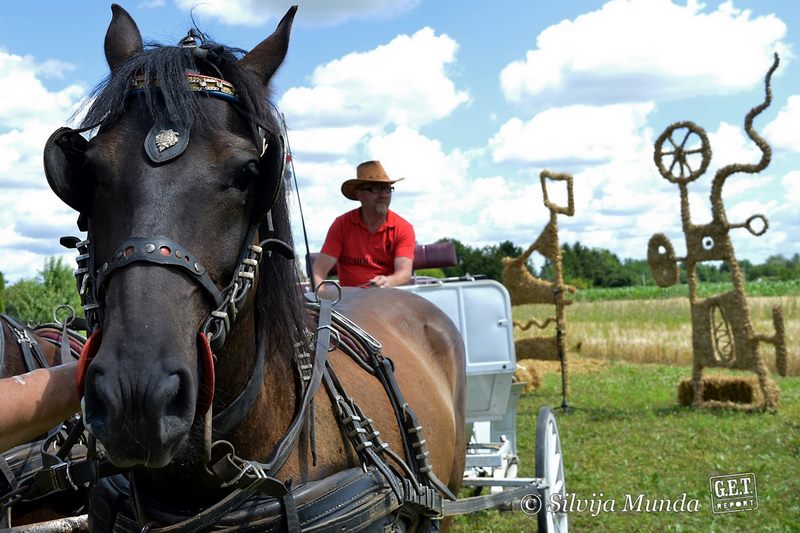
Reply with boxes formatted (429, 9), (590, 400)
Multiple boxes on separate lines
(80, 40), (278, 136)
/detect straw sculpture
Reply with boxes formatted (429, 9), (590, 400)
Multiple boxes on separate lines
(649, 54), (786, 410)
(503, 170), (576, 403)
(513, 361), (542, 393)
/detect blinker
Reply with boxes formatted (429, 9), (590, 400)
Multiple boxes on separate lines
(43, 126), (93, 215)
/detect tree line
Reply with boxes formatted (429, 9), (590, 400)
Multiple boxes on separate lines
(0, 258), (82, 325)
(2, 245), (798, 325)
(432, 239), (800, 288)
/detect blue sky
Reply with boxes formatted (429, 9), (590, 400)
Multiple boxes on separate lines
(0, 0), (798, 282)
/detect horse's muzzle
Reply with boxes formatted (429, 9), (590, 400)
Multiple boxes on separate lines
(82, 344), (198, 468)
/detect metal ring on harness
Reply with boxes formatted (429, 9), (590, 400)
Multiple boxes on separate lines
(313, 280), (342, 306)
(316, 325), (341, 353)
(53, 304), (76, 327)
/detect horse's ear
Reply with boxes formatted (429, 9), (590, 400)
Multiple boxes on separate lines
(239, 6), (297, 84)
(104, 4), (144, 71)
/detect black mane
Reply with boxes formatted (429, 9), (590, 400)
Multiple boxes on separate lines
(81, 37), (305, 358)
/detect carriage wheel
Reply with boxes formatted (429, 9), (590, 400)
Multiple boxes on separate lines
(536, 407), (567, 533)
(653, 121), (710, 184)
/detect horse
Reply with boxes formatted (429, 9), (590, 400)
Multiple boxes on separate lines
(44, 4), (466, 530)
(0, 313), (87, 528)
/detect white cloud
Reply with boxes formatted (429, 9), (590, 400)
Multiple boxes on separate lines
(707, 121), (764, 171)
(780, 171), (800, 203)
(764, 95), (800, 152)
(287, 126), (374, 157)
(489, 102), (655, 164)
(175, 0), (421, 27)
(500, 0), (789, 106)
(0, 51), (84, 128)
(0, 51), (87, 281)
(280, 28), (469, 130)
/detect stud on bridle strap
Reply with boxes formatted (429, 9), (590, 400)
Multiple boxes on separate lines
(96, 236), (225, 308)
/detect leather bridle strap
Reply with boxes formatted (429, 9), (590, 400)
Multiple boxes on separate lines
(209, 296), (334, 483)
(210, 328), (267, 435)
(95, 236), (225, 309)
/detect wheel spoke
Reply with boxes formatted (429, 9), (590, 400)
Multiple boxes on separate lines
(678, 129), (691, 149)
(669, 158), (679, 174)
(667, 134), (678, 149)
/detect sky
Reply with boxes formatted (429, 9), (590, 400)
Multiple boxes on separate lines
(0, 0), (798, 282)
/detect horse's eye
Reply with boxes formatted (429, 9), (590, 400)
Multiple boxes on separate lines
(232, 161), (259, 190)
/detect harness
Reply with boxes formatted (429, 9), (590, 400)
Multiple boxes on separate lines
(0, 316), (87, 529)
(0, 315), (50, 373)
(18, 34), (456, 531)
(82, 292), (453, 532)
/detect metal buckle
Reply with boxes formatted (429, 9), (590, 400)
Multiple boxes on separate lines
(52, 462), (79, 491)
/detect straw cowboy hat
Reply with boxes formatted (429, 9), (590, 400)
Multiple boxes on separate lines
(341, 160), (404, 201)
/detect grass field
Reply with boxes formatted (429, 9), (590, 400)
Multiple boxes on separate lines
(571, 279), (800, 301)
(513, 295), (799, 376)
(451, 289), (798, 531)
(451, 360), (800, 532)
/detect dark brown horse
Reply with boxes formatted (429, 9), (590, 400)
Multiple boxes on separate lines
(45, 4), (465, 530)
(0, 315), (86, 527)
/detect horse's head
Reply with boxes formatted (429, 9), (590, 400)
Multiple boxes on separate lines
(46, 4), (298, 468)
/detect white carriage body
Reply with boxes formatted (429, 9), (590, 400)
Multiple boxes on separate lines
(399, 278), (524, 483)
(399, 279), (516, 423)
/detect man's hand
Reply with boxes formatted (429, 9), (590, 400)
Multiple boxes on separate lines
(369, 275), (391, 288)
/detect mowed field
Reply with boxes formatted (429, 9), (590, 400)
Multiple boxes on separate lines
(513, 294), (799, 376)
(450, 288), (798, 531)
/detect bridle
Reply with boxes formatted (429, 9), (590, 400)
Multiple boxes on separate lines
(48, 63), (291, 420)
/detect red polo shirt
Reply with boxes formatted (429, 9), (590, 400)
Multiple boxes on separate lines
(320, 208), (416, 287)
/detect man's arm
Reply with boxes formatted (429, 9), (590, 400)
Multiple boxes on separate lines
(0, 362), (80, 452)
(370, 256), (413, 287)
(311, 252), (338, 288)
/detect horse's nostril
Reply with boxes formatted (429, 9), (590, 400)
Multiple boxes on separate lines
(161, 370), (195, 420)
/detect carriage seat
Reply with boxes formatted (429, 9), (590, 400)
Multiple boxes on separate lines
(308, 241), (457, 280)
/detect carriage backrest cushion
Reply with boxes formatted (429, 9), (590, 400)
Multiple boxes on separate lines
(309, 241), (457, 279)
(412, 242), (457, 270)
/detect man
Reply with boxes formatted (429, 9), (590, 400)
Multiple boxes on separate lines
(0, 362), (80, 451)
(312, 160), (415, 288)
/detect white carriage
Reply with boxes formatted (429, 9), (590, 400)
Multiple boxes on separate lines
(398, 243), (568, 532)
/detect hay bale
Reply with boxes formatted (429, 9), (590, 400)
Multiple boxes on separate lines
(677, 375), (778, 407)
(514, 360), (542, 392)
(515, 336), (560, 361)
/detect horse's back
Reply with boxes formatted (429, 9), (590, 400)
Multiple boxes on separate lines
(333, 286), (465, 388)
(327, 287), (467, 490)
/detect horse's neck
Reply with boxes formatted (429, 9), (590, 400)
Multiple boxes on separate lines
(227, 326), (299, 462)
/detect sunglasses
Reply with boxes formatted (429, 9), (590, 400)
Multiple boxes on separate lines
(358, 185), (395, 194)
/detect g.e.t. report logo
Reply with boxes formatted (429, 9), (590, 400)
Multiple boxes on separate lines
(709, 473), (758, 514)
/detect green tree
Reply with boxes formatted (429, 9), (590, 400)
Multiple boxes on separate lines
(541, 242), (635, 288)
(439, 238), (525, 282)
(4, 258), (82, 325)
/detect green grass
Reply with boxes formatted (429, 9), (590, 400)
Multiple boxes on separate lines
(573, 279), (800, 302)
(451, 361), (800, 532)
